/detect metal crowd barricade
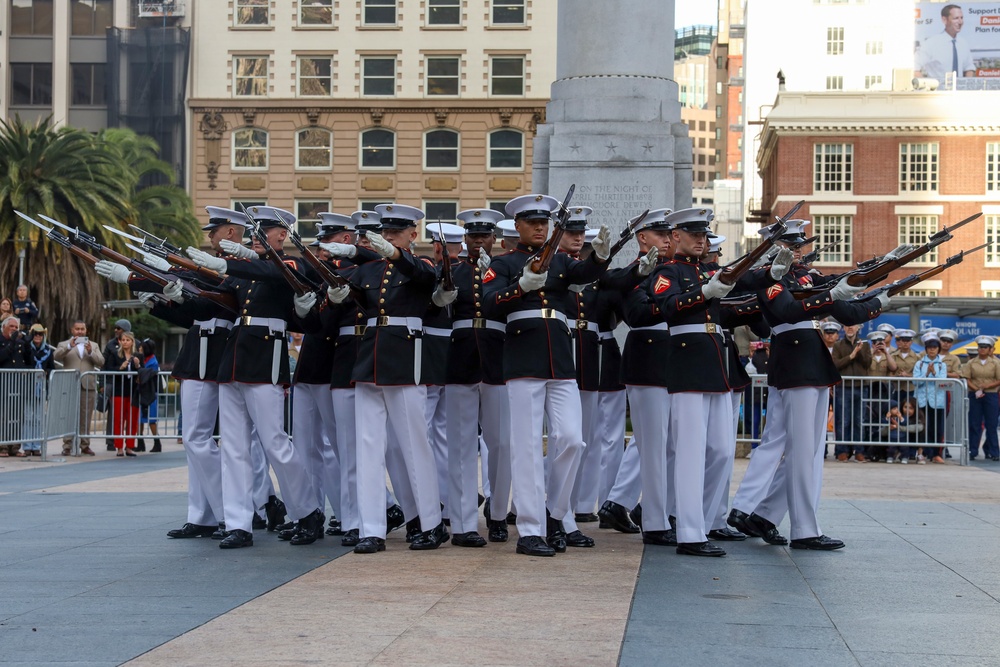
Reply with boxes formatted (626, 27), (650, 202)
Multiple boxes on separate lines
(77, 370), (182, 451)
(0, 369), (46, 457)
(44, 369), (81, 460)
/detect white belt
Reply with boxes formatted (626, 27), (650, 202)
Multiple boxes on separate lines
(670, 323), (724, 336)
(453, 318), (505, 332)
(568, 319), (599, 333)
(423, 326), (452, 338)
(236, 316), (286, 334)
(772, 320), (821, 335)
(195, 318), (234, 335)
(598, 331), (615, 341)
(507, 309), (568, 326)
(631, 323), (668, 332)
(366, 316), (423, 334)
(338, 325), (367, 337)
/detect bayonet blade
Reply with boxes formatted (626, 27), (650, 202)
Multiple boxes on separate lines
(103, 225), (146, 245)
(38, 214), (76, 234)
(14, 210), (52, 233)
(128, 223), (165, 245)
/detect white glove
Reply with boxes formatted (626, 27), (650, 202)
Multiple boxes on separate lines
(829, 275), (865, 301)
(701, 271), (735, 300)
(162, 279), (185, 304)
(518, 262), (548, 292)
(366, 232), (396, 259)
(95, 260), (132, 284)
(327, 285), (350, 304)
(138, 253), (170, 272)
(219, 239), (256, 260)
(637, 247), (658, 277)
(477, 247), (491, 272)
(294, 291), (317, 318)
(186, 247), (228, 275)
(432, 285), (458, 307)
(769, 247), (794, 281)
(882, 244), (917, 262)
(135, 292), (156, 309)
(568, 284), (587, 293)
(876, 292), (891, 309)
(591, 225), (612, 261)
(319, 242), (357, 259)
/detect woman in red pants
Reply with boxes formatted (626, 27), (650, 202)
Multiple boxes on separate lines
(111, 331), (144, 456)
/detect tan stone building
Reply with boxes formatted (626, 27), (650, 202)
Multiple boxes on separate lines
(187, 0), (557, 242)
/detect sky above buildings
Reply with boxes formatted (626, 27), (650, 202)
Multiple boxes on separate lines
(676, 2), (717, 29)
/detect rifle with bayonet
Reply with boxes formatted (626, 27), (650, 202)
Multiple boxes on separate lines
(606, 209), (651, 262)
(14, 211), (101, 269)
(529, 184), (576, 274)
(239, 205), (317, 297)
(855, 243), (990, 301)
(717, 199), (804, 286)
(434, 218), (455, 292)
(800, 238), (841, 266)
(103, 225), (225, 285)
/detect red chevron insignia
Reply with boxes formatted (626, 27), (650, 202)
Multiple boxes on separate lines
(766, 284), (784, 300)
(483, 268), (496, 283)
(653, 276), (671, 294)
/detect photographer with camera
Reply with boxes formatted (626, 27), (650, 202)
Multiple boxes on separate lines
(54, 320), (105, 456)
(0, 315), (33, 456)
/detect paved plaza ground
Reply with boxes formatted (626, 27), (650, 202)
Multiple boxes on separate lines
(2, 443), (1000, 666)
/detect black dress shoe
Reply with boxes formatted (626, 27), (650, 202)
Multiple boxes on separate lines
(290, 509), (326, 545)
(708, 527), (748, 541)
(354, 537), (385, 554)
(726, 508), (760, 537)
(676, 541), (726, 557)
(405, 517), (422, 543)
(219, 529), (253, 549)
(278, 523), (299, 541)
(505, 511), (517, 525)
(167, 523), (217, 539)
(386, 504), (405, 532)
(275, 520), (295, 532)
(574, 512), (600, 523)
(451, 531), (487, 548)
(264, 495), (286, 532)
(546, 513), (567, 553)
(631, 503), (643, 530)
(748, 513), (788, 545)
(483, 497), (492, 523)
(327, 517), (343, 535)
(516, 535), (555, 557)
(598, 500), (640, 534)
(566, 530), (595, 548)
(107, 443), (116, 451)
(341, 528), (360, 547)
(212, 523), (227, 540)
(598, 519), (611, 529)
(790, 535), (845, 551)
(410, 522), (450, 550)
(642, 530), (677, 547)
(252, 514), (268, 530)
(124, 449), (137, 457)
(487, 519), (508, 543)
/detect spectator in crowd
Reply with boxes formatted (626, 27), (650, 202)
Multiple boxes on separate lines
(743, 339), (769, 443)
(877, 323), (896, 351)
(938, 330), (963, 378)
(53, 320), (105, 456)
(102, 319), (130, 451)
(821, 321), (842, 354)
(0, 297), (13, 323)
(832, 323), (872, 462)
(890, 328), (919, 401)
(964, 335), (1000, 461)
(0, 315), (33, 456)
(12, 285), (39, 331)
(110, 330), (143, 457)
(21, 323), (55, 456)
(136, 339), (161, 453)
(880, 397), (923, 464)
(914, 332), (948, 464)
(867, 330), (899, 461)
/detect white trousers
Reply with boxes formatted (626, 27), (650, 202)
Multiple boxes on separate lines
(479, 434), (492, 499)
(426, 385), (449, 519)
(669, 392), (733, 544)
(482, 384), (512, 517)
(331, 388), (360, 531)
(629, 385), (672, 532)
(571, 390), (601, 515)
(292, 383), (340, 517)
(703, 391), (742, 532)
(179, 380), (223, 526)
(219, 382), (317, 532)
(355, 383), (441, 539)
(607, 436), (642, 508)
(250, 428), (275, 516)
(732, 388), (784, 515)
(508, 378), (584, 537)
(596, 390), (627, 507)
(445, 384), (486, 534)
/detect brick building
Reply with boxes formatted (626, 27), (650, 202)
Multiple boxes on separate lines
(756, 91), (1000, 298)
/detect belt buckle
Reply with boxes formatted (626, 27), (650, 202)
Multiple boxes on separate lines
(241, 315), (253, 327)
(576, 319), (588, 330)
(472, 318), (486, 329)
(810, 320), (821, 330)
(354, 325), (367, 336)
(377, 316), (390, 327)
(705, 322), (717, 334)
(541, 308), (557, 319)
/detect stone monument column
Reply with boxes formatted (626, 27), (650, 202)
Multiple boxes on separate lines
(533, 0), (692, 254)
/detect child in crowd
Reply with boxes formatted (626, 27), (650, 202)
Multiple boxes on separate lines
(881, 397), (923, 464)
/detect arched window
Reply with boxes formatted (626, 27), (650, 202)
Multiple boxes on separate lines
(423, 128), (459, 170)
(488, 129), (522, 170)
(360, 128), (395, 169)
(232, 127), (268, 169)
(296, 127), (332, 169)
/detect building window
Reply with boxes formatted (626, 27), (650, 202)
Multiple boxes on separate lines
(234, 57), (268, 97)
(986, 216), (1000, 266)
(362, 57), (396, 96)
(899, 143), (939, 192)
(812, 215), (852, 265)
(864, 75), (882, 90)
(71, 63), (106, 106)
(296, 128), (332, 169)
(427, 0), (460, 25)
(360, 128), (395, 169)
(825, 76), (843, 90)
(424, 129), (459, 169)
(422, 201), (459, 241)
(898, 216), (938, 265)
(866, 40), (883, 55)
(363, 0), (396, 25)
(235, 0), (269, 25)
(826, 27), (844, 55)
(300, 0), (333, 25)
(715, 105), (722, 119)
(985, 291), (1000, 298)
(11, 0), (53, 35)
(987, 143), (1000, 192)
(10, 63), (53, 106)
(295, 200), (331, 237)
(488, 201), (507, 215)
(488, 129), (523, 170)
(899, 289), (938, 297)
(425, 57), (460, 96)
(491, 0), (525, 24)
(359, 200), (386, 212)
(813, 143), (853, 193)
(490, 56), (524, 96)
(233, 128), (268, 170)
(71, 0), (112, 36)
(298, 56), (333, 96)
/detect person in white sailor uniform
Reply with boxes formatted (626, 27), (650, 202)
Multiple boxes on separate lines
(324, 204), (447, 553)
(182, 206), (325, 549)
(483, 194), (612, 556)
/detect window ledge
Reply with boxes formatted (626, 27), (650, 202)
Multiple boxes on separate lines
(359, 25), (402, 30)
(230, 25), (275, 31)
(421, 25), (466, 30)
(485, 24), (528, 30)
(293, 26), (338, 30)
